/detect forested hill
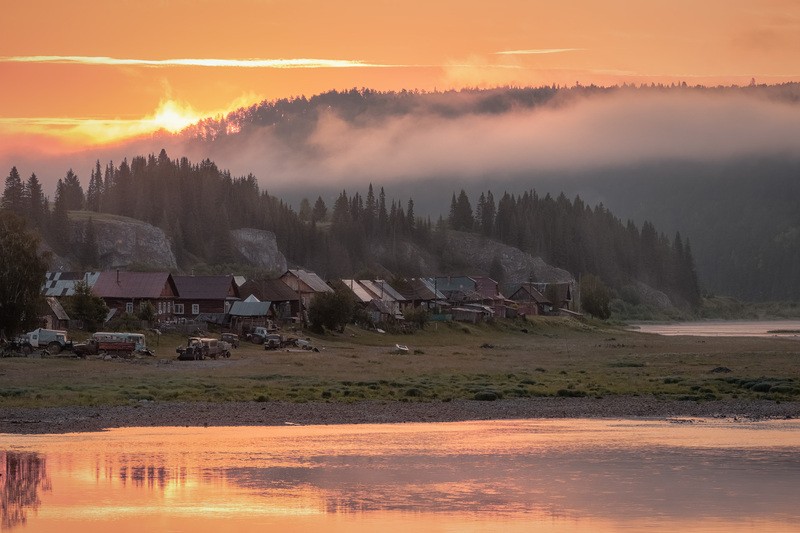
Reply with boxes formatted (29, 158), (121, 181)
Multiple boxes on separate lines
(172, 84), (800, 302)
(2, 153), (700, 307)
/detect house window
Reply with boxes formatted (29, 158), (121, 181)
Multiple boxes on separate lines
(125, 302), (134, 314)
(175, 304), (184, 315)
(192, 304), (200, 315)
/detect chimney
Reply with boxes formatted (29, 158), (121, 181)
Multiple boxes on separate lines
(116, 269), (120, 284)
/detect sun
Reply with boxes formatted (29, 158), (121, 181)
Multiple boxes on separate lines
(150, 100), (200, 133)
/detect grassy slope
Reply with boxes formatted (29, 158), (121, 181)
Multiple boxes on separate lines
(1, 317), (798, 408)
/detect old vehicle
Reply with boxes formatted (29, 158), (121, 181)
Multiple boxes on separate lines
(262, 333), (284, 350)
(263, 335), (317, 351)
(73, 332), (149, 357)
(247, 323), (277, 344)
(17, 328), (72, 355)
(176, 337), (231, 360)
(220, 332), (240, 348)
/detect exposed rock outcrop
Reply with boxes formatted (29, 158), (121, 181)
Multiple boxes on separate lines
(68, 212), (177, 269)
(368, 230), (574, 289)
(230, 228), (288, 273)
(632, 281), (673, 310)
(445, 231), (575, 287)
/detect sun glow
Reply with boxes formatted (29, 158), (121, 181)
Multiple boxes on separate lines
(0, 95), (262, 154)
(148, 100), (201, 133)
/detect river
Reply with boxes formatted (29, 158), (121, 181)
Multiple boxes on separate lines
(629, 319), (800, 338)
(3, 419), (799, 532)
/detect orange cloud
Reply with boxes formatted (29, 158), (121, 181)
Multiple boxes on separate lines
(0, 56), (401, 69)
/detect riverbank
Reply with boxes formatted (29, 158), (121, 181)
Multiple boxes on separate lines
(2, 397), (798, 434)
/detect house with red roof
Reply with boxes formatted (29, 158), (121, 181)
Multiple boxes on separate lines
(92, 271), (178, 320)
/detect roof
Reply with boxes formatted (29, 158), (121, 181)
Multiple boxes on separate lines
(173, 275), (238, 300)
(42, 271), (100, 297)
(434, 276), (478, 293)
(92, 271), (176, 299)
(368, 299), (396, 316)
(369, 280), (407, 302)
(359, 280), (406, 303)
(509, 284), (552, 305)
(284, 269), (333, 293)
(229, 300), (271, 317)
(340, 280), (375, 304)
(239, 278), (300, 302)
(396, 278), (446, 301)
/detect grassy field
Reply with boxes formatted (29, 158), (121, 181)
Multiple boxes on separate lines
(1, 317), (799, 408)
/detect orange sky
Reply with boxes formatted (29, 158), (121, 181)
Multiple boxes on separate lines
(2, 0), (800, 149)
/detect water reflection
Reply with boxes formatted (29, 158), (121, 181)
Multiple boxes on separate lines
(1, 452), (51, 529)
(2, 419), (799, 532)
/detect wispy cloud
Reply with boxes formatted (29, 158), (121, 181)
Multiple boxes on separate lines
(495, 48), (584, 55)
(0, 55), (396, 68)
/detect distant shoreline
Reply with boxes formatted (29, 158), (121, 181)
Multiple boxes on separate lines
(2, 397), (798, 435)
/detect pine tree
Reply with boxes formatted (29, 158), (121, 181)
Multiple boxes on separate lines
(312, 196), (327, 222)
(61, 169), (85, 211)
(86, 160), (102, 212)
(377, 187), (388, 236)
(25, 173), (45, 229)
(2, 167), (25, 216)
(406, 198), (416, 234)
(47, 179), (71, 255)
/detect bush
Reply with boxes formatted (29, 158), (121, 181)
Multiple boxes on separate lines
(403, 307), (430, 330)
(581, 274), (612, 319)
(474, 390), (500, 401)
(308, 288), (355, 333)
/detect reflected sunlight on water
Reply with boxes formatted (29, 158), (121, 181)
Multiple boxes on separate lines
(2, 419), (799, 532)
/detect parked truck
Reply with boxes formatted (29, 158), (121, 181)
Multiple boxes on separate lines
(176, 337), (231, 360)
(17, 328), (72, 355)
(73, 332), (150, 358)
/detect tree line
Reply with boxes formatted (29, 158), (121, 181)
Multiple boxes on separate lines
(2, 152), (701, 308)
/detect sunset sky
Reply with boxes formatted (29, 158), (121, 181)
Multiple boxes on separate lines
(2, 0), (799, 152)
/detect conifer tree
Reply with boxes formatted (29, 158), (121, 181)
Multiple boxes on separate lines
(25, 173), (45, 229)
(1, 167), (24, 216)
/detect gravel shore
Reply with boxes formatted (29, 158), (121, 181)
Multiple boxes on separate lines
(2, 397), (798, 434)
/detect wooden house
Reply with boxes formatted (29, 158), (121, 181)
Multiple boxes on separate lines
(238, 278), (301, 321)
(279, 269), (333, 318)
(509, 283), (553, 316)
(92, 271), (178, 320)
(172, 275), (240, 319)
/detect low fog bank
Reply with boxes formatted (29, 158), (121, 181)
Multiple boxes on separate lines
(185, 89), (800, 194)
(5, 86), (800, 200)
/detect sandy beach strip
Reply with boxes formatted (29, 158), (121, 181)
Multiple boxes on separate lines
(2, 397), (799, 434)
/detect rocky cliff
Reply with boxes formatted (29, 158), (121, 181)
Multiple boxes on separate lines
(444, 231), (575, 286)
(230, 228), (288, 273)
(68, 212), (177, 269)
(369, 230), (574, 288)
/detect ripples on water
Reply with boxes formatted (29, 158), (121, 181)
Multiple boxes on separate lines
(2, 419), (800, 532)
